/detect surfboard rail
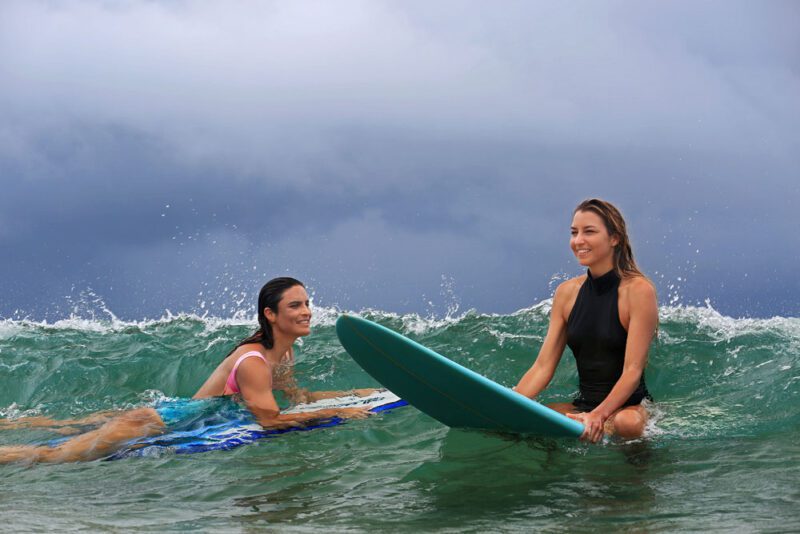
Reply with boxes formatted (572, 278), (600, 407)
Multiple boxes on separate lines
(336, 314), (583, 438)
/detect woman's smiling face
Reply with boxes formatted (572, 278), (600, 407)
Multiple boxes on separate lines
(570, 210), (618, 273)
(268, 284), (312, 338)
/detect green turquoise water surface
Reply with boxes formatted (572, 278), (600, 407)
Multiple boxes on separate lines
(1, 303), (798, 532)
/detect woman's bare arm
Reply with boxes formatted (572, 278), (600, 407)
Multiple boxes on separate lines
(514, 281), (573, 399)
(237, 358), (369, 428)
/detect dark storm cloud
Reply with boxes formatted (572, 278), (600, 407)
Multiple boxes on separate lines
(0, 0), (798, 319)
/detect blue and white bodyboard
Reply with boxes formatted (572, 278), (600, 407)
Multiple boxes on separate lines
(109, 390), (406, 459)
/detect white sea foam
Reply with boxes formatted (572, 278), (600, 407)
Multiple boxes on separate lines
(486, 329), (541, 347)
(659, 300), (800, 342)
(2, 296), (798, 344)
(510, 298), (553, 318)
(0, 402), (44, 419)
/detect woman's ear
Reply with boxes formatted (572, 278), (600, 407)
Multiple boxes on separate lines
(610, 234), (620, 247)
(263, 307), (277, 324)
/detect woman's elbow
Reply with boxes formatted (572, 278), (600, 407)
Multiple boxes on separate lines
(252, 407), (281, 423)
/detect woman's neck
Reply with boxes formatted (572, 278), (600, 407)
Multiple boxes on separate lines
(588, 264), (615, 278)
(267, 333), (296, 363)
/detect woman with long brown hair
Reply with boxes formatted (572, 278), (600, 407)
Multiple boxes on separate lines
(1, 277), (373, 463)
(515, 199), (658, 443)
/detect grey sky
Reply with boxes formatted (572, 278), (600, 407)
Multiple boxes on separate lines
(1, 0), (798, 320)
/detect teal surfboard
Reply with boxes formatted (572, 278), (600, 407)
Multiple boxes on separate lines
(336, 315), (584, 438)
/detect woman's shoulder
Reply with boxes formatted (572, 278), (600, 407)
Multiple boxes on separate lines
(554, 275), (586, 297)
(620, 274), (658, 305)
(227, 344), (268, 363)
(620, 274), (656, 292)
(551, 275), (586, 316)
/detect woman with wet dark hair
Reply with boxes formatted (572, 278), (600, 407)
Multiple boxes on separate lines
(1, 277), (372, 463)
(194, 277), (375, 406)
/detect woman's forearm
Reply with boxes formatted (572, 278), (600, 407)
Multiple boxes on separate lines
(591, 368), (644, 419)
(256, 407), (368, 429)
(304, 390), (346, 401)
(256, 409), (336, 428)
(514, 365), (554, 400)
(288, 389), (378, 403)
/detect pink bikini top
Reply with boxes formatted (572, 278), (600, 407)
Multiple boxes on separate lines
(224, 351), (269, 395)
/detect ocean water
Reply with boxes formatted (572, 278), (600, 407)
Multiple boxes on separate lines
(1, 302), (798, 532)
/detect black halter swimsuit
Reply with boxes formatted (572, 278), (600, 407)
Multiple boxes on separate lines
(566, 269), (651, 412)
